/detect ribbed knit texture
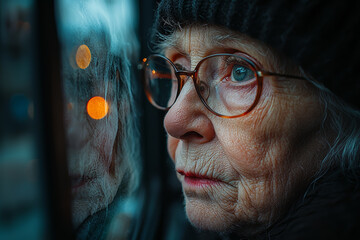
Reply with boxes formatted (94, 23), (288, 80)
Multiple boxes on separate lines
(152, 0), (360, 109)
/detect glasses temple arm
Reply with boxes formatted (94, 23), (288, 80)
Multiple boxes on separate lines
(257, 71), (305, 80)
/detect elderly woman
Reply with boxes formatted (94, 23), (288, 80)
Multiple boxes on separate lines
(142, 0), (360, 239)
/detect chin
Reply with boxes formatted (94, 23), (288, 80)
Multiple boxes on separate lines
(184, 197), (269, 237)
(184, 196), (234, 232)
(72, 202), (91, 228)
(71, 174), (120, 228)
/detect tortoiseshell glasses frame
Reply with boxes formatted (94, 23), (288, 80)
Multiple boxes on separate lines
(141, 52), (305, 118)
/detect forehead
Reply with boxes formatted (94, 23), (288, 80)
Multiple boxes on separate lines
(162, 25), (273, 69)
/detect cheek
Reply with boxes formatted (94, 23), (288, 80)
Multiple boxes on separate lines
(167, 136), (179, 162)
(212, 83), (275, 176)
(214, 113), (273, 179)
(100, 116), (118, 151)
(88, 105), (119, 168)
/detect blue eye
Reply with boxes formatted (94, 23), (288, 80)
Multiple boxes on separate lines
(231, 65), (254, 82)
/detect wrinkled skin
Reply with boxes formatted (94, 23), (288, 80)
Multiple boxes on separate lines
(64, 38), (122, 228)
(65, 94), (121, 228)
(163, 25), (329, 236)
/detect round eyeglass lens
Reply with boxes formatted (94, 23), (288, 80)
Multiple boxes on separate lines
(145, 56), (178, 109)
(196, 55), (259, 117)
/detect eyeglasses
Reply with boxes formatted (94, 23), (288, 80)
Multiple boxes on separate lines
(141, 53), (305, 118)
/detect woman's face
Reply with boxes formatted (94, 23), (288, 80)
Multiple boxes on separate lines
(64, 42), (122, 228)
(66, 93), (121, 228)
(164, 26), (327, 234)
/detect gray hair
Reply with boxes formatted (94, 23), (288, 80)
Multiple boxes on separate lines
(302, 71), (360, 177)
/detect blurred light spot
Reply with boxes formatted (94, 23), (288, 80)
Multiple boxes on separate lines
(86, 96), (109, 120)
(142, 58), (147, 63)
(76, 44), (91, 69)
(152, 70), (156, 74)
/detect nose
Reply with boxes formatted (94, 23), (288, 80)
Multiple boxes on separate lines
(164, 78), (215, 143)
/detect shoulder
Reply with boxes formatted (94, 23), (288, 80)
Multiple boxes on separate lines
(269, 169), (360, 240)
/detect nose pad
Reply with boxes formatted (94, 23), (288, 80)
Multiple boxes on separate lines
(178, 74), (191, 89)
(172, 74), (195, 106)
(177, 74), (210, 102)
(198, 80), (210, 101)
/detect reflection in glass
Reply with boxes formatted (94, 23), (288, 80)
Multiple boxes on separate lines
(56, 0), (140, 238)
(86, 96), (109, 120)
(75, 44), (91, 70)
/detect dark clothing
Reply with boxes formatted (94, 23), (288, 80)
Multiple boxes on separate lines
(268, 170), (360, 239)
(224, 170), (360, 240)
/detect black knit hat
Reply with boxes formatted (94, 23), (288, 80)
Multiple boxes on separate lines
(152, 0), (360, 109)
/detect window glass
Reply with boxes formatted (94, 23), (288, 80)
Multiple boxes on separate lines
(55, 0), (141, 238)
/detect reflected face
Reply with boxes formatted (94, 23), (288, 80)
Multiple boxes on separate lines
(64, 42), (122, 228)
(164, 26), (327, 235)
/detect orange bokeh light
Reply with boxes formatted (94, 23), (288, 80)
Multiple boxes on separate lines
(76, 44), (91, 69)
(86, 96), (109, 120)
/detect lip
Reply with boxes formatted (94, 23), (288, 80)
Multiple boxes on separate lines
(177, 170), (222, 187)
